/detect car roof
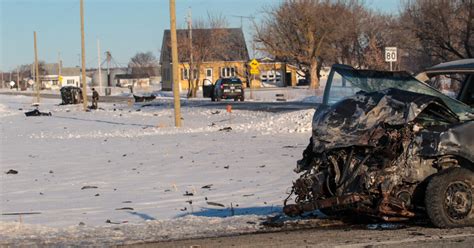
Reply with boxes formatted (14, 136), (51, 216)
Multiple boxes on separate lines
(424, 59), (474, 75)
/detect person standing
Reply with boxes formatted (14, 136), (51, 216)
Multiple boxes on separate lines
(91, 88), (99, 109)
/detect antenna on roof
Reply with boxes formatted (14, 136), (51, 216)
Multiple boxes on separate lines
(231, 15), (254, 29)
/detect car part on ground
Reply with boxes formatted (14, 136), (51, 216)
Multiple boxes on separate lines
(284, 64), (473, 228)
(133, 94), (156, 102)
(25, 109), (52, 117)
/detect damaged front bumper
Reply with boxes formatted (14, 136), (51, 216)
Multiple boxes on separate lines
(284, 88), (473, 222)
(283, 194), (367, 216)
(284, 193), (415, 221)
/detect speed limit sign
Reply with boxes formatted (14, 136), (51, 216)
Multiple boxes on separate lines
(385, 47), (397, 62)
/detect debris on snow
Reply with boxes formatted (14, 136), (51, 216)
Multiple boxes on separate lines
(115, 207), (134, 211)
(81, 186), (98, 190)
(5, 169), (18, 175)
(201, 184), (213, 189)
(206, 202), (225, 208)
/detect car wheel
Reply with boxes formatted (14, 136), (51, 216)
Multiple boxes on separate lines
(425, 167), (473, 228)
(211, 96), (215, 102)
(234, 98), (238, 101)
(240, 96), (245, 102)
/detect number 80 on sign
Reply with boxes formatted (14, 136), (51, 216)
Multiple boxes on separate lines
(385, 47), (397, 62)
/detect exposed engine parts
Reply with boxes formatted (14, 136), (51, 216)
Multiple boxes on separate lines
(284, 88), (474, 226)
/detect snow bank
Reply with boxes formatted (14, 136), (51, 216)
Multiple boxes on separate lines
(235, 109), (314, 134)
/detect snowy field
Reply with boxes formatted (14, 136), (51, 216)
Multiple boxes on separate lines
(0, 93), (316, 244)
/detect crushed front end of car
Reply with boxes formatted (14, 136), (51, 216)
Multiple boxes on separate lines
(283, 87), (474, 225)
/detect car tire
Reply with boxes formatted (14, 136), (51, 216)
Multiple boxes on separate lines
(240, 96), (245, 102)
(425, 167), (474, 228)
(211, 96), (215, 102)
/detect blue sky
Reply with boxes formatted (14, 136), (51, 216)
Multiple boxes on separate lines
(0, 0), (401, 71)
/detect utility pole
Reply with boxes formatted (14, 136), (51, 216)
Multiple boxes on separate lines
(58, 52), (62, 86)
(187, 7), (193, 97)
(34, 31), (40, 103)
(16, 67), (20, 91)
(106, 51), (111, 88)
(80, 0), (88, 111)
(169, 0), (182, 127)
(97, 39), (102, 94)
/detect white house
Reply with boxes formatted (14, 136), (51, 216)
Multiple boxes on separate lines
(41, 67), (91, 89)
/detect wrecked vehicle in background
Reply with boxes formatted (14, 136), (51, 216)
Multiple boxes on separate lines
(283, 62), (474, 228)
(60, 86), (83, 105)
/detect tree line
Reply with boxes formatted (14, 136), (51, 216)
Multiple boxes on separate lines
(254, 0), (474, 89)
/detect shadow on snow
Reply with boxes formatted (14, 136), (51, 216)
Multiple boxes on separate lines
(176, 206), (282, 218)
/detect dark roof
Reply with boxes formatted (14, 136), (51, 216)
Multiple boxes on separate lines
(425, 59), (474, 74)
(40, 64), (80, 77)
(160, 28), (249, 63)
(61, 67), (81, 76)
(116, 74), (149, 79)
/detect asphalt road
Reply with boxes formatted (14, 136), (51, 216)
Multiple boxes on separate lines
(0, 91), (130, 103)
(0, 91), (318, 112)
(123, 221), (474, 248)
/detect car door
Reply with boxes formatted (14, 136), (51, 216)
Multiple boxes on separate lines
(202, 78), (214, 98)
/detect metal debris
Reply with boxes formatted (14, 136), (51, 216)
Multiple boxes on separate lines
(284, 87), (473, 223)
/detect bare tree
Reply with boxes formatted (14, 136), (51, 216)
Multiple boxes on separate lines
(401, 0), (474, 62)
(255, 0), (367, 89)
(177, 13), (230, 98)
(128, 52), (158, 77)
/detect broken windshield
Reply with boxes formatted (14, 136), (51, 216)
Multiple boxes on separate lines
(325, 66), (473, 121)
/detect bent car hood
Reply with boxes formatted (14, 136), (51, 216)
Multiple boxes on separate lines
(311, 88), (459, 153)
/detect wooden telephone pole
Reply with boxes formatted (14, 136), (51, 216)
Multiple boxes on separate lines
(34, 31), (40, 103)
(97, 39), (102, 94)
(16, 67), (20, 91)
(169, 0), (182, 127)
(80, 0), (88, 111)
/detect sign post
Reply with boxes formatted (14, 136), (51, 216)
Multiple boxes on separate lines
(9, 81), (15, 96)
(248, 59), (260, 100)
(385, 47), (397, 71)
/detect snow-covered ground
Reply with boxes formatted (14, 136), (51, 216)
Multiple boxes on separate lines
(0, 93), (316, 244)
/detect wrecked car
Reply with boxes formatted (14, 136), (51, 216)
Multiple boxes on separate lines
(60, 86), (83, 105)
(283, 63), (473, 228)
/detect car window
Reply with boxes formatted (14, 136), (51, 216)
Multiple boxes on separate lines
(426, 74), (465, 99)
(325, 71), (362, 105)
(325, 66), (473, 121)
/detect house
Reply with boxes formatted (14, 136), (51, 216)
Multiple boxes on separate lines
(160, 28), (250, 91)
(115, 74), (151, 88)
(252, 57), (300, 87)
(40, 66), (91, 89)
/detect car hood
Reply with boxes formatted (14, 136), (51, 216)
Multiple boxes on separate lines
(312, 88), (459, 153)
